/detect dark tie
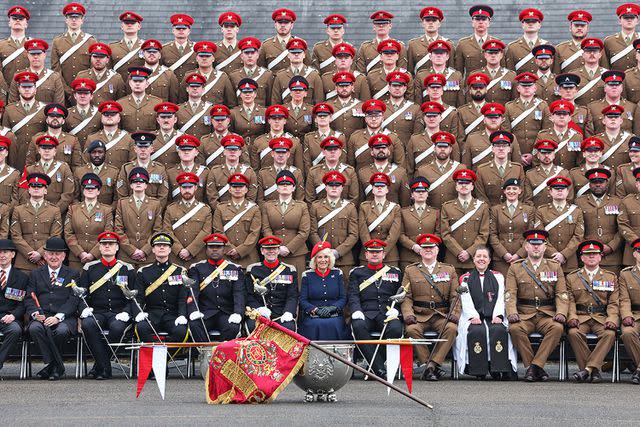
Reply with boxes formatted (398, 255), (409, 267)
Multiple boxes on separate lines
(50, 271), (57, 286)
(0, 269), (6, 289)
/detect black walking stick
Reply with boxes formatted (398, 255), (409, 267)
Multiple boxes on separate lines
(30, 292), (66, 374)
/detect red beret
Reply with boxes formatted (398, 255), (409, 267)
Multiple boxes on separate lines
(14, 71), (38, 85)
(386, 71), (410, 85)
(259, 236), (282, 247)
(482, 39), (506, 51)
(194, 41), (217, 54)
(311, 241), (332, 258)
(7, 6), (29, 20)
(549, 100), (575, 115)
(421, 101), (445, 115)
(424, 73), (446, 87)
(203, 233), (228, 246)
(481, 102), (506, 116)
(228, 173), (250, 186)
(602, 104), (624, 116)
(313, 103), (334, 115)
(0, 136), (11, 149)
(269, 137), (293, 151)
(370, 10), (394, 22)
(534, 139), (559, 152)
(428, 40), (451, 53)
(185, 72), (207, 86)
(617, 3), (640, 17)
(547, 176), (572, 188)
(364, 239), (387, 250)
(210, 104), (231, 118)
(333, 71), (356, 84)
(320, 136), (343, 149)
(286, 38), (307, 52)
(515, 72), (538, 85)
(26, 39), (48, 53)
(141, 39), (162, 51)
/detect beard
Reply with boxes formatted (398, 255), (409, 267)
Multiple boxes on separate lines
(471, 92), (486, 102)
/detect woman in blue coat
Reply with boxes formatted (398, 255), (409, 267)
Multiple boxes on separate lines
(298, 241), (349, 340)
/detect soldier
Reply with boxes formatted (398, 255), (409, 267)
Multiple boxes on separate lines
(536, 100), (583, 170)
(554, 11), (603, 74)
(615, 137), (640, 198)
(114, 167), (163, 266)
(211, 173), (261, 268)
(589, 71), (638, 135)
(179, 41), (236, 106)
(0, 135), (20, 208)
(140, 40), (179, 104)
(325, 72), (365, 140)
(176, 73), (212, 139)
(358, 173), (401, 266)
(505, 8), (547, 74)
(407, 7), (453, 75)
(457, 72), (490, 140)
(301, 103), (346, 171)
(407, 108), (458, 176)
(466, 40), (516, 106)
(414, 42), (463, 108)
(133, 232), (188, 343)
(381, 71), (421, 145)
(505, 229), (568, 382)
(355, 11), (407, 75)
(555, 73), (594, 137)
(533, 45), (558, 104)
(25, 237), (80, 380)
(357, 134), (410, 207)
(489, 178), (535, 276)
(322, 44), (371, 101)
(305, 136), (358, 204)
(618, 167), (640, 265)
(399, 177), (440, 270)
(73, 140), (118, 207)
(596, 104), (635, 169)
(311, 14), (347, 75)
(187, 233), (245, 341)
(271, 39), (323, 106)
(623, 39), (640, 103)
(308, 171), (359, 281)
(229, 79), (267, 143)
(258, 8), (310, 73)
(245, 235), (298, 331)
(163, 172), (212, 266)
(0, 239), (28, 373)
(21, 135), (75, 215)
(75, 43), (127, 106)
(65, 79), (101, 148)
(228, 39), (272, 107)
(78, 231), (136, 380)
(0, 5), (30, 83)
(534, 176), (584, 273)
(85, 101), (134, 171)
(415, 131), (466, 209)
(419, 74), (462, 141)
(604, 4), (640, 71)
(260, 170), (310, 279)
(150, 102), (181, 167)
(51, 3), (96, 94)
(109, 11), (145, 80)
(505, 72), (550, 166)
(474, 134), (525, 205)
(365, 40), (409, 102)
(619, 238), (640, 383)
(570, 137), (616, 197)
(116, 132), (169, 204)
(566, 240), (619, 383)
(573, 38), (607, 107)
(283, 77), (314, 139)
(346, 99), (404, 171)
(202, 104), (249, 168)
(166, 134), (209, 203)
(206, 134), (257, 208)
(524, 139), (573, 207)
(117, 67), (163, 133)
(10, 173), (63, 273)
(454, 5), (496, 76)
(349, 238), (403, 377)
(213, 12), (243, 75)
(160, 14), (197, 83)
(250, 105), (303, 171)
(26, 103), (82, 169)
(64, 173), (114, 271)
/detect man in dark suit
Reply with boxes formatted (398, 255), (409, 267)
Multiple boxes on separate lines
(25, 237), (80, 380)
(0, 239), (29, 374)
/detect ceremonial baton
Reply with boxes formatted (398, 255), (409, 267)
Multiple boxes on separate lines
(30, 292), (66, 373)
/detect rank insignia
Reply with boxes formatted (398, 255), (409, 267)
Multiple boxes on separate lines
(473, 342), (482, 354)
(495, 341), (503, 353)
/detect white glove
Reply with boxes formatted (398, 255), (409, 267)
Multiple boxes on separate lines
(281, 312), (294, 322)
(332, 249), (340, 259)
(385, 307), (399, 318)
(257, 306), (271, 319)
(135, 312), (149, 323)
(174, 315), (187, 326)
(189, 311), (204, 321)
(351, 310), (365, 320)
(228, 313), (242, 324)
(80, 307), (93, 319)
(115, 312), (130, 322)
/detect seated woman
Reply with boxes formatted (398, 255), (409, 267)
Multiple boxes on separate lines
(454, 246), (517, 379)
(298, 241), (349, 340)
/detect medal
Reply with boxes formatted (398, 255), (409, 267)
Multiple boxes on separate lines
(106, 177), (112, 186)
(404, 112), (413, 120)
(63, 145), (72, 155)
(204, 115), (211, 125)
(147, 210), (154, 220)
(95, 211), (103, 222)
(108, 84), (114, 94)
(56, 172), (62, 182)
(500, 80), (511, 90)
(534, 110), (542, 120)
(304, 114), (312, 124)
(523, 212), (528, 223)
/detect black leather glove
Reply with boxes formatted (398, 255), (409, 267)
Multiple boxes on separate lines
(326, 305), (338, 316)
(316, 307), (331, 318)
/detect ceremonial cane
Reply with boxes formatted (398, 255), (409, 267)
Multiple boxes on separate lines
(419, 284), (468, 380)
(30, 292), (66, 373)
(181, 276), (209, 341)
(71, 285), (130, 379)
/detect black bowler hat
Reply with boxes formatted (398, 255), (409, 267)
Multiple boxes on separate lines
(44, 237), (67, 252)
(0, 239), (17, 251)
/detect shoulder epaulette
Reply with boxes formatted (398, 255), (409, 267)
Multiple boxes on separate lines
(189, 259), (208, 269)
(137, 263), (154, 273)
(83, 260), (101, 270)
(121, 262), (135, 270)
(621, 266), (633, 272)
(246, 262), (261, 273)
(283, 262), (296, 272)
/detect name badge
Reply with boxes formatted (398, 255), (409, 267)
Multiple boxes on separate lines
(168, 275), (182, 286)
(220, 270), (239, 281)
(534, 110), (542, 120)
(116, 275), (128, 287)
(593, 280), (614, 291)
(500, 80), (512, 90)
(432, 272), (450, 282)
(56, 172), (62, 182)
(604, 205), (620, 215)
(106, 177), (113, 186)
(404, 112), (413, 120)
(95, 211), (103, 222)
(568, 140), (581, 151)
(147, 210), (154, 220)
(273, 274), (293, 284)
(108, 84), (114, 94)
(539, 271), (558, 282)
(4, 287), (25, 301)
(254, 115), (265, 124)
(203, 115), (211, 126)
(303, 114), (312, 124)
(383, 273), (399, 282)
(63, 145), (72, 155)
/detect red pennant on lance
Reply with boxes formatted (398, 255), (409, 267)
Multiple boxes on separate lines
(568, 120), (584, 136)
(206, 315), (309, 404)
(400, 345), (413, 393)
(18, 167), (29, 189)
(136, 346), (153, 397)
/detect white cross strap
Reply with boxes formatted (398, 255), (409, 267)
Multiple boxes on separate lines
(1, 46), (25, 67)
(151, 132), (183, 161)
(112, 41), (144, 71)
(317, 200), (349, 228)
(372, 85), (389, 100)
(365, 164), (398, 195)
(216, 49), (242, 71)
(600, 132), (630, 163)
(223, 202), (256, 232)
(450, 200), (483, 232)
(532, 166), (561, 196)
(331, 100), (359, 120)
(486, 69), (508, 90)
(556, 129), (578, 152)
(509, 99), (542, 129)
(35, 69), (53, 88)
(560, 49), (583, 70)
(544, 204), (577, 231)
(514, 52), (534, 71)
(46, 161), (63, 178)
(11, 102), (45, 133)
(464, 114), (484, 136)
(179, 102), (213, 132)
(94, 70), (116, 92)
(366, 54), (382, 73)
(381, 101), (413, 129)
(413, 53), (431, 74)
(368, 202), (396, 232)
(172, 202), (205, 230)
(429, 161), (459, 191)
(575, 74), (602, 99)
(169, 47), (194, 71)
(69, 106), (98, 135)
(147, 65), (169, 86)
(202, 72), (224, 97)
(267, 48), (290, 70)
(205, 145), (225, 166)
(610, 43), (636, 64)
(59, 33), (93, 64)
(105, 130), (128, 151)
(413, 144), (435, 166)
(319, 56), (336, 71)
(471, 144), (493, 165)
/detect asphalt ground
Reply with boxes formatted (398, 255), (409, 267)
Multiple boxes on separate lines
(1, 360), (639, 427)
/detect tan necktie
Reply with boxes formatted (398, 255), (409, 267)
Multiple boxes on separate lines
(329, 201), (337, 208)
(478, 38), (484, 45)
(498, 165), (505, 177)
(280, 201), (288, 213)
(127, 40), (134, 49)
(462, 201), (469, 210)
(71, 32), (77, 42)
(135, 98), (142, 107)
(177, 45), (184, 55)
(376, 202), (384, 214)
(87, 202), (94, 213)
(416, 206), (424, 217)
(192, 103), (198, 111)
(528, 40), (534, 48)
(33, 202), (40, 213)
(135, 199), (142, 209)
(508, 204), (515, 217)
(246, 68), (253, 78)
(541, 75), (548, 83)
(79, 109), (86, 119)
(588, 69), (594, 78)
(293, 106), (300, 115)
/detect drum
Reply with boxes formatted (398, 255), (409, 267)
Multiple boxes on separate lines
(293, 344), (354, 402)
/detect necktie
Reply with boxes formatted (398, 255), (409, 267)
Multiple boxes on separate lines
(23, 103), (30, 112)
(50, 271), (57, 286)
(246, 68), (253, 78)
(533, 263), (538, 272)
(462, 201), (469, 210)
(416, 206), (424, 217)
(293, 68), (299, 76)
(508, 204), (515, 216)
(0, 269), (6, 289)
(127, 40), (133, 49)
(79, 109), (87, 119)
(246, 108), (252, 116)
(94, 166), (101, 174)
(489, 69), (496, 77)
(478, 38), (484, 45)
(588, 69), (594, 78)
(280, 201), (288, 213)
(33, 202), (40, 213)
(136, 199), (142, 209)
(87, 203), (94, 213)
(329, 201), (336, 208)
(596, 198), (602, 206)
(528, 40), (534, 48)
(136, 98), (142, 107)
(293, 106), (300, 115)
(377, 202), (384, 214)
(71, 32), (77, 42)
(542, 75), (547, 83)
(192, 103), (198, 111)
(626, 36), (632, 44)
(498, 165), (505, 177)
(178, 45), (184, 55)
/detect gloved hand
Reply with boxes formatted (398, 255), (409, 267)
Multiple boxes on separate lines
(115, 312), (130, 322)
(385, 307), (399, 319)
(351, 310), (365, 321)
(189, 311), (204, 321)
(566, 319), (579, 328)
(507, 314), (520, 323)
(80, 307), (93, 319)
(404, 315), (417, 325)
(174, 315), (187, 326)
(316, 307), (330, 318)
(257, 306), (271, 319)
(326, 305), (338, 315)
(135, 312), (148, 323)
(228, 313), (242, 324)
(553, 313), (566, 324)
(604, 321), (617, 331)
(281, 312), (294, 322)
(623, 316), (635, 327)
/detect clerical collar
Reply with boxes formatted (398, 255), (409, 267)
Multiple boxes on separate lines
(207, 258), (224, 266)
(101, 257), (117, 267)
(264, 259), (280, 269)
(315, 268), (330, 278)
(367, 263), (383, 270)
(477, 269), (487, 277)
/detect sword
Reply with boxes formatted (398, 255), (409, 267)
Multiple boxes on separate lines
(30, 292), (66, 374)
(181, 276), (209, 341)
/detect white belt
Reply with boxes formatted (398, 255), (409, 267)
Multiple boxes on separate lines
(216, 49), (241, 71)
(509, 99), (542, 129)
(223, 202), (256, 232)
(429, 162), (459, 191)
(544, 205), (577, 231)
(69, 107), (98, 135)
(1, 46), (25, 67)
(59, 33), (92, 64)
(172, 203), (205, 230)
(514, 52), (534, 71)
(179, 102), (213, 132)
(267, 49), (289, 70)
(169, 48), (194, 72)
(381, 102), (413, 129)
(413, 53), (431, 74)
(600, 132), (630, 163)
(104, 131), (128, 151)
(319, 56), (335, 71)
(205, 146), (224, 166)
(464, 115), (484, 136)
(317, 200), (348, 228)
(450, 200), (483, 232)
(610, 43), (636, 64)
(112, 42), (144, 71)
(366, 54), (381, 73)
(560, 49), (583, 70)
(368, 202), (396, 232)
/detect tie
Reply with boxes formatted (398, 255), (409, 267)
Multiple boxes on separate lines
(596, 198), (602, 206)
(50, 271), (57, 286)
(489, 69), (496, 77)
(376, 202), (384, 214)
(136, 199), (142, 209)
(498, 165), (505, 177)
(329, 201), (336, 208)
(71, 32), (77, 42)
(533, 263), (538, 272)
(178, 45), (184, 55)
(542, 75), (548, 83)
(280, 201), (288, 213)
(127, 40), (133, 49)
(293, 68), (299, 76)
(0, 269), (6, 289)
(416, 206), (424, 217)
(626, 36), (632, 44)
(192, 103), (198, 111)
(478, 38), (484, 45)
(87, 203), (94, 213)
(79, 109), (87, 119)
(246, 108), (252, 116)
(588, 69), (594, 78)
(293, 106), (300, 115)
(246, 68), (253, 78)
(106, 132), (113, 141)
(136, 98), (142, 107)
(23, 103), (31, 113)
(33, 202), (40, 213)
(508, 204), (515, 217)
(462, 201), (469, 210)
(528, 40), (534, 48)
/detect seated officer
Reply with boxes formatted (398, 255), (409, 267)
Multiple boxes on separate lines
(619, 238), (640, 383)
(245, 236), (298, 332)
(401, 234), (458, 381)
(348, 239), (403, 377)
(187, 233), (245, 341)
(0, 240), (28, 374)
(134, 233), (188, 343)
(566, 240), (619, 383)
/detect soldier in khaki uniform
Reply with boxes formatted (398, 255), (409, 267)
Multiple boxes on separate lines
(623, 39), (640, 103)
(407, 7), (454, 75)
(166, 134), (209, 203)
(85, 101), (134, 170)
(604, 4), (640, 71)
(258, 8), (310, 74)
(64, 173), (114, 271)
(355, 11), (407, 75)
(554, 11), (605, 74)
(65, 79), (101, 148)
(615, 137), (640, 198)
(588, 70), (639, 135)
(256, 137), (303, 203)
(475, 134), (525, 205)
(419, 74), (462, 142)
(150, 102), (181, 167)
(0, 6), (30, 83)
(454, 6), (497, 76)
(381, 71), (422, 145)
(407, 108), (459, 176)
(457, 72), (490, 141)
(533, 45), (558, 104)
(229, 78), (267, 143)
(250, 105), (303, 171)
(308, 171), (359, 281)
(440, 169), (490, 273)
(462, 109), (522, 170)
(466, 40), (517, 106)
(179, 41), (236, 107)
(505, 229), (568, 382)
(109, 11), (145, 81)
(26, 103), (82, 169)
(365, 40), (410, 102)
(212, 173), (260, 268)
(271, 39), (323, 106)
(596, 104), (635, 169)
(399, 177), (439, 270)
(213, 12), (243, 75)
(326, 72), (365, 139)
(305, 136), (357, 204)
(302, 103), (346, 171)
(554, 73), (595, 137)
(163, 172), (212, 266)
(321, 43), (370, 102)
(489, 179), (535, 276)
(524, 139), (574, 206)
(114, 167), (163, 266)
(73, 140), (119, 207)
(358, 172), (401, 265)
(75, 43), (127, 106)
(283, 77), (314, 139)
(160, 14), (197, 83)
(618, 168), (640, 265)
(414, 42), (463, 108)
(311, 14), (347, 75)
(229, 38), (272, 107)
(619, 238), (640, 383)
(536, 100), (583, 170)
(0, 136), (20, 207)
(572, 38), (607, 107)
(570, 137), (616, 197)
(534, 176), (584, 273)
(10, 173), (63, 273)
(117, 67), (163, 133)
(176, 73), (212, 139)
(566, 240), (619, 383)
(140, 40), (179, 104)
(401, 233), (459, 381)
(505, 8), (548, 74)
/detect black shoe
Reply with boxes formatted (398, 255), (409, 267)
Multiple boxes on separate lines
(538, 367), (549, 382)
(423, 367), (439, 381)
(590, 369), (601, 383)
(475, 374), (486, 380)
(631, 369), (640, 384)
(433, 366), (446, 379)
(573, 369), (590, 382)
(524, 366), (537, 382)
(37, 364), (53, 380)
(500, 371), (513, 381)
(95, 370), (108, 380)
(87, 366), (97, 379)
(489, 371), (501, 380)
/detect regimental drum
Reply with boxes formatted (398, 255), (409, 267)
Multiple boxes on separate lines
(293, 344), (354, 403)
